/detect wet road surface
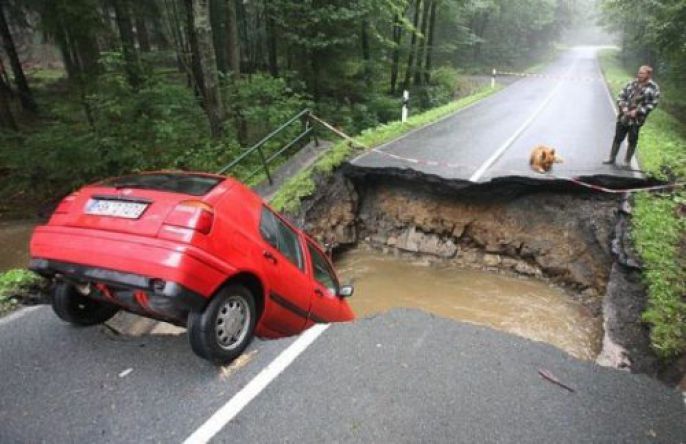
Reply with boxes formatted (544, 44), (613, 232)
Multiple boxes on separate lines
(1, 307), (684, 442)
(352, 47), (642, 183)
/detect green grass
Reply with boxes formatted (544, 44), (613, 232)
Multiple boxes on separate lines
(27, 68), (67, 84)
(0, 269), (42, 317)
(270, 85), (503, 213)
(599, 48), (686, 358)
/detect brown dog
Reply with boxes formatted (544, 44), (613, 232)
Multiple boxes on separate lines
(529, 145), (563, 173)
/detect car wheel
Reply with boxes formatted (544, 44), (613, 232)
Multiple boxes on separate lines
(51, 282), (119, 326)
(188, 284), (256, 365)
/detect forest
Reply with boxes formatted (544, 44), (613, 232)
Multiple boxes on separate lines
(0, 0), (582, 213)
(0, 0), (683, 215)
(599, 0), (685, 115)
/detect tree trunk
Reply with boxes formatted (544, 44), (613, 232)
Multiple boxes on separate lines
(112, 0), (142, 88)
(72, 27), (101, 77)
(165, 0), (189, 76)
(0, 2), (36, 112)
(389, 12), (403, 94)
(265, 0), (278, 77)
(150, 12), (170, 50)
(225, 0), (240, 80)
(184, 0), (206, 97)
(423, 0), (437, 84)
(361, 19), (371, 89)
(210, 0), (227, 73)
(135, 17), (152, 52)
(310, 54), (320, 101)
(402, 0), (421, 92)
(0, 73), (17, 130)
(146, 0), (170, 50)
(413, 0), (430, 86)
(192, 0), (225, 138)
(100, 2), (120, 50)
(472, 14), (488, 64)
(248, 5), (262, 73)
(53, 18), (78, 80)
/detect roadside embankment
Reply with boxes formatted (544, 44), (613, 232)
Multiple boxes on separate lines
(598, 49), (685, 379)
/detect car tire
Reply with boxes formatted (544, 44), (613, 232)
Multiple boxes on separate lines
(188, 284), (257, 365)
(51, 282), (119, 326)
(188, 285), (257, 365)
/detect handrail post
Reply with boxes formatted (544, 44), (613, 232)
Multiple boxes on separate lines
(302, 112), (318, 147)
(257, 145), (272, 185)
(216, 108), (313, 179)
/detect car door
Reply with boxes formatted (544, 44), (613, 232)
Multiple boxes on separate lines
(305, 240), (345, 325)
(258, 206), (312, 334)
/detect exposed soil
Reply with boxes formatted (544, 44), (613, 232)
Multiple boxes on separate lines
(286, 167), (681, 383)
(291, 172), (617, 311)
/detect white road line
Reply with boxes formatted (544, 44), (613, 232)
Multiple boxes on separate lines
(183, 323), (330, 444)
(596, 54), (618, 116)
(468, 63), (573, 182)
(0, 305), (42, 327)
(350, 85), (511, 164)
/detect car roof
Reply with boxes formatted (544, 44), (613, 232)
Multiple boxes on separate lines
(115, 170), (229, 180)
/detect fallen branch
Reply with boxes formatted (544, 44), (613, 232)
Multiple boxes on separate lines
(538, 368), (575, 393)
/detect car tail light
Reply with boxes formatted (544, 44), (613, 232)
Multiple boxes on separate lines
(163, 200), (214, 234)
(53, 192), (80, 214)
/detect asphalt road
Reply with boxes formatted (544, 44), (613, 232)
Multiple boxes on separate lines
(1, 307), (685, 443)
(352, 47), (643, 184)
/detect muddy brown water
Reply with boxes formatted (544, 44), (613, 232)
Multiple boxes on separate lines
(336, 248), (602, 360)
(0, 221), (36, 272)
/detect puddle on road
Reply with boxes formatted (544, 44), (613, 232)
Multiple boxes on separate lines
(336, 248), (602, 360)
(0, 221), (36, 272)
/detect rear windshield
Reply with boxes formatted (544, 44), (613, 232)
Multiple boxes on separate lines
(101, 173), (222, 196)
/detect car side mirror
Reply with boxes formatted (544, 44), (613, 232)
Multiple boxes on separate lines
(338, 285), (354, 298)
(324, 242), (335, 259)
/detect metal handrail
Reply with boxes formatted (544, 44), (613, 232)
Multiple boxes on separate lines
(216, 109), (314, 185)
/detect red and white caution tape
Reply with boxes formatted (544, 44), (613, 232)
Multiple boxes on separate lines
(494, 70), (626, 84)
(562, 177), (684, 194)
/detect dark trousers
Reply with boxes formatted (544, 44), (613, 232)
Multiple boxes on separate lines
(609, 122), (641, 162)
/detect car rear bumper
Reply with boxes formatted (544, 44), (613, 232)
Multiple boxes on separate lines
(30, 225), (235, 300)
(30, 258), (201, 304)
(30, 258), (205, 323)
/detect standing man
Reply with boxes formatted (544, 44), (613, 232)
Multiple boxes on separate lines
(603, 65), (660, 166)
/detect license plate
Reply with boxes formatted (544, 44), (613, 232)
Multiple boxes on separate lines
(85, 199), (148, 219)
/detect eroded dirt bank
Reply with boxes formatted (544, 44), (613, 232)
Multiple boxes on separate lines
(293, 172), (618, 310)
(287, 169), (676, 380)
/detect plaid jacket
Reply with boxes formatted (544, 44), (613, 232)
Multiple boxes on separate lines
(617, 79), (660, 126)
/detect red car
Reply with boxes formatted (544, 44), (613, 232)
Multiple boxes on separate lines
(29, 171), (355, 364)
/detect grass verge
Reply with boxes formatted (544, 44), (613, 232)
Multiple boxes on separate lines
(270, 85), (502, 213)
(0, 269), (43, 317)
(599, 49), (686, 358)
